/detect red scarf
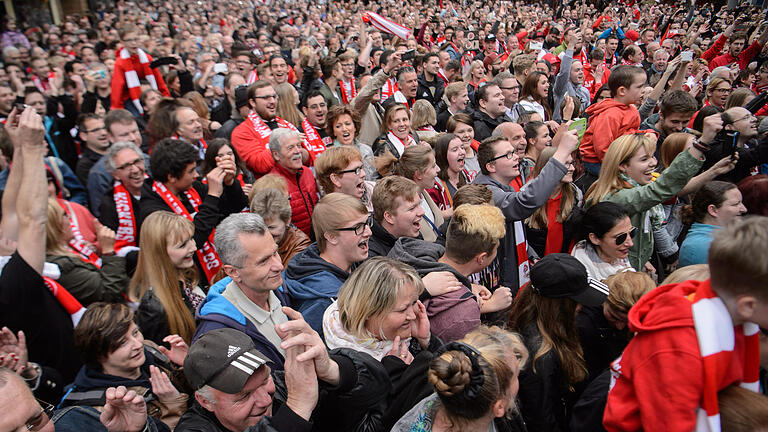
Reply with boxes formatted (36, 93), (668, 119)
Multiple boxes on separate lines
(544, 193), (565, 255)
(32, 71), (55, 92)
(43, 277), (86, 326)
(113, 182), (138, 252)
(152, 181), (221, 283)
(507, 177), (530, 287)
(339, 77), (357, 104)
(118, 47), (158, 115)
(301, 117), (332, 165)
(381, 77), (398, 100)
(247, 69), (259, 84)
(247, 111), (300, 151)
(689, 280), (760, 431)
(58, 199), (102, 268)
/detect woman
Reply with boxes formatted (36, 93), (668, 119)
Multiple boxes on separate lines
(737, 174), (768, 216)
(679, 181), (746, 267)
(275, 82), (304, 129)
(325, 104), (377, 180)
(392, 326), (529, 432)
(411, 100), (439, 141)
(315, 146), (376, 211)
(591, 84), (611, 107)
(464, 60), (486, 95)
(570, 202), (636, 281)
(201, 138), (254, 195)
(249, 187), (310, 267)
(725, 87), (755, 110)
(377, 145), (445, 242)
(576, 271), (655, 381)
(54, 303), (188, 431)
(372, 103), (419, 158)
(129, 211), (205, 344)
(323, 257), (443, 429)
(1, 18), (30, 50)
(585, 132), (705, 272)
(521, 121), (552, 180)
(525, 148), (582, 257)
(518, 71), (552, 120)
(427, 133), (470, 213)
(704, 77), (731, 108)
(45, 198), (128, 306)
(446, 113), (480, 181)
(507, 253), (607, 432)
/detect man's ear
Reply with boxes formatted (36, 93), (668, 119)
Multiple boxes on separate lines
(324, 230), (339, 246)
(195, 391), (215, 412)
(382, 210), (396, 226)
(329, 173), (342, 189)
(271, 149), (280, 161)
(301, 106), (308, 117)
(223, 264), (239, 282)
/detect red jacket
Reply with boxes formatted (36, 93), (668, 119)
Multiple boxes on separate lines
(110, 53), (170, 110)
(708, 41), (764, 71)
(231, 119), (276, 177)
(580, 99), (640, 164)
(269, 163), (318, 236)
(603, 279), (749, 432)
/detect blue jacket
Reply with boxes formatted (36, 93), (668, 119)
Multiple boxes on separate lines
(679, 223), (718, 267)
(193, 276), (295, 370)
(0, 157), (87, 206)
(283, 244), (351, 340)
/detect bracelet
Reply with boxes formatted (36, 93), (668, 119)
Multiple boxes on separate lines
(692, 140), (711, 153)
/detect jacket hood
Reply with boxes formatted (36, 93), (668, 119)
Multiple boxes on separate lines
(585, 99), (636, 117)
(283, 244), (349, 300)
(387, 237), (472, 288)
(628, 279), (699, 333)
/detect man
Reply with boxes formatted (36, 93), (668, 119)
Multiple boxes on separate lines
(471, 84), (510, 142)
(268, 129), (318, 235)
(210, 73), (246, 125)
(646, 49), (668, 85)
(269, 54), (290, 86)
(482, 53), (503, 80)
(553, 28), (588, 67)
(709, 31), (768, 71)
(477, 34), (499, 62)
(436, 82), (469, 132)
(389, 203), (512, 341)
(416, 53), (445, 106)
(81, 62), (112, 114)
(317, 55), (343, 107)
(639, 90), (697, 154)
(337, 50), (358, 104)
(96, 141), (145, 254)
(620, 45), (644, 67)
(369, 176), (425, 257)
(383, 66), (418, 109)
(584, 49), (609, 99)
(0, 82), (14, 122)
(660, 38), (675, 57)
(87, 109), (145, 215)
(230, 81), (303, 177)
(141, 139), (247, 284)
(284, 193), (370, 336)
(299, 89), (332, 164)
(29, 57), (53, 93)
(642, 41), (661, 71)
(489, 72), (520, 122)
(234, 51), (258, 84)
(473, 132), (579, 294)
(177, 325), (388, 431)
(215, 85), (250, 140)
(492, 122), (529, 185)
(604, 217), (768, 431)
(552, 32), (591, 122)
(605, 35), (620, 68)
(701, 106), (768, 183)
(640, 29), (656, 46)
(543, 27), (562, 51)
(75, 113), (110, 185)
(437, 50), (451, 81)
(512, 54), (536, 92)
(172, 105), (207, 160)
(443, 59), (461, 83)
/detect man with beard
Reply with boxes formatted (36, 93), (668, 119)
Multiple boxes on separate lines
(553, 31), (591, 122)
(383, 66), (418, 109)
(299, 89), (332, 164)
(639, 90), (697, 157)
(416, 53), (445, 106)
(75, 114), (111, 185)
(231, 81), (305, 177)
(471, 84), (510, 142)
(0, 82), (15, 122)
(483, 53), (504, 80)
(709, 31), (768, 71)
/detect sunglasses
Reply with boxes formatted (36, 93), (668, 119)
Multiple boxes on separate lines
(614, 227), (638, 246)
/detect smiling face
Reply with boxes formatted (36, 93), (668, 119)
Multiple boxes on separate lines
(481, 84), (506, 118)
(166, 229), (197, 270)
(205, 365), (276, 432)
(272, 133), (303, 172)
(415, 153), (440, 190)
(385, 194), (424, 238)
(111, 148), (146, 193)
(453, 122), (474, 148)
(449, 88), (470, 111)
(176, 107), (203, 143)
(303, 95), (327, 129)
(590, 216), (634, 262)
(227, 232), (284, 293)
(332, 113), (356, 145)
(487, 140), (520, 183)
(252, 85), (278, 120)
(445, 137), (467, 174)
(270, 57), (288, 84)
(536, 74), (549, 99)
(100, 322), (146, 377)
(365, 282), (419, 341)
(620, 145), (657, 186)
(332, 159), (366, 198)
(388, 108), (411, 141)
(709, 187), (747, 226)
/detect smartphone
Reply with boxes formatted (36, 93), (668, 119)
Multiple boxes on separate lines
(212, 74), (225, 88)
(89, 69), (107, 79)
(569, 118), (587, 147)
(402, 49), (416, 61)
(681, 51), (694, 61)
(149, 56), (178, 69)
(530, 41), (543, 51)
(308, 36), (319, 48)
(724, 130), (739, 160)
(213, 62), (228, 74)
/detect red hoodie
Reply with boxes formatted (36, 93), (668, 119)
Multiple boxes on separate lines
(580, 99), (640, 164)
(603, 279), (749, 432)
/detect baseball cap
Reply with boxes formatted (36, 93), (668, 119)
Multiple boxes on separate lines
(184, 328), (269, 394)
(484, 34), (496, 43)
(530, 254), (609, 306)
(625, 30), (639, 42)
(483, 53), (499, 70)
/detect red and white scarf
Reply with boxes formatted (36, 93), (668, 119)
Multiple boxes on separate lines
(59, 199), (102, 268)
(362, 12), (412, 41)
(43, 277), (86, 326)
(301, 117), (331, 164)
(112, 182), (138, 252)
(339, 78), (357, 104)
(247, 111), (299, 147)
(506, 179), (530, 287)
(152, 180), (222, 284)
(387, 131), (416, 156)
(690, 280), (760, 432)
(32, 71), (55, 93)
(381, 77), (399, 100)
(247, 69), (259, 84)
(119, 47), (158, 115)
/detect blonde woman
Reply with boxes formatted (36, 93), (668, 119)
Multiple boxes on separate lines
(275, 82), (304, 129)
(585, 133), (705, 272)
(411, 100), (438, 141)
(130, 211), (205, 344)
(464, 60), (486, 94)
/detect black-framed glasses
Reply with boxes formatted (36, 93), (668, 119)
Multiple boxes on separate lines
(26, 399), (55, 431)
(487, 151), (515, 163)
(732, 113), (756, 124)
(116, 158), (145, 171)
(253, 94), (278, 100)
(336, 215), (372, 236)
(614, 227), (638, 246)
(337, 165), (363, 176)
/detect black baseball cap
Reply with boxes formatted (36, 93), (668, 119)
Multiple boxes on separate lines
(484, 34), (496, 42)
(184, 328), (269, 394)
(530, 254), (609, 306)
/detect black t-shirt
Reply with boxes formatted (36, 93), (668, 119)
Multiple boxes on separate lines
(0, 252), (81, 383)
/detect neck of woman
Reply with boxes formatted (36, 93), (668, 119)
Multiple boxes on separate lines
(432, 406), (494, 432)
(447, 169), (460, 186)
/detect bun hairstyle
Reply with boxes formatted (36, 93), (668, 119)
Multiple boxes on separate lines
(427, 326), (528, 427)
(681, 180), (738, 225)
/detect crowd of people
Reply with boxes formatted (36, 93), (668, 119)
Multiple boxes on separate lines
(1, 0), (768, 430)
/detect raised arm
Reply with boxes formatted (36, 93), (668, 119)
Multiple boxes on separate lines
(0, 123), (23, 241)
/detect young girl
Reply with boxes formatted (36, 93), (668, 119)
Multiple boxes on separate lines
(519, 71), (552, 120)
(427, 133), (470, 212)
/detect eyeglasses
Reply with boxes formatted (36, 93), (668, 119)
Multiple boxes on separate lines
(26, 399), (55, 431)
(116, 158), (145, 171)
(713, 87), (732, 93)
(337, 165), (363, 176)
(487, 151), (515, 163)
(732, 113), (756, 123)
(614, 227), (638, 246)
(82, 126), (106, 133)
(336, 215), (373, 236)
(253, 94), (279, 100)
